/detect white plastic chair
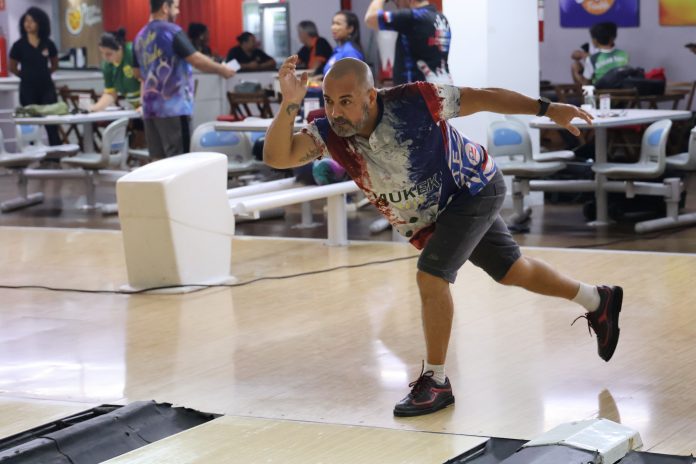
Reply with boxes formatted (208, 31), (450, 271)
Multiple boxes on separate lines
(15, 124), (79, 159)
(592, 119), (672, 179)
(667, 126), (696, 172)
(589, 119), (696, 234)
(0, 129), (46, 212)
(487, 118), (567, 224)
(505, 116), (576, 162)
(635, 125), (696, 232)
(190, 121), (262, 177)
(60, 117), (130, 208)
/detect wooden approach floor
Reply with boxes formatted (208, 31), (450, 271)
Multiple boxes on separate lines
(1, 226), (695, 461)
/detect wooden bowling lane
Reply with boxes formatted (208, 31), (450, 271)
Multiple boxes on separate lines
(0, 226), (419, 290)
(1, 227), (696, 455)
(102, 415), (487, 464)
(0, 397), (98, 440)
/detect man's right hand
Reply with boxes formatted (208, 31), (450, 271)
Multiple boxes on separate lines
(547, 102), (593, 136)
(221, 66), (236, 79)
(279, 55), (309, 107)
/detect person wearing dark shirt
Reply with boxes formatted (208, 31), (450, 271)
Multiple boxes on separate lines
(296, 21), (332, 74)
(226, 32), (276, 71)
(9, 7), (61, 145)
(133, 0), (235, 159)
(188, 22), (215, 59)
(366, 0), (452, 85)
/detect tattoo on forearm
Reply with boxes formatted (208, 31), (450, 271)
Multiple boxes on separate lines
(286, 104), (300, 116)
(298, 147), (322, 164)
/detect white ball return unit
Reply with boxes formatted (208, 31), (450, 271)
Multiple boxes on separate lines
(116, 153), (360, 292)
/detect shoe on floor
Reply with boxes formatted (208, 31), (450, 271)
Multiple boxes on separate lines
(393, 368), (455, 417)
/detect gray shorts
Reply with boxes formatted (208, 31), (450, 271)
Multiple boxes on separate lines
(417, 171), (522, 283)
(143, 116), (191, 159)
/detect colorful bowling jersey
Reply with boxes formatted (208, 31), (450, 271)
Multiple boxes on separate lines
(378, 4), (452, 85)
(302, 82), (497, 249)
(133, 20), (194, 119)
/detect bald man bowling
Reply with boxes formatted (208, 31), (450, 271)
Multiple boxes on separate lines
(264, 56), (623, 417)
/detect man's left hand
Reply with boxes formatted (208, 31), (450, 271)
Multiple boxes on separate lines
(547, 102), (593, 136)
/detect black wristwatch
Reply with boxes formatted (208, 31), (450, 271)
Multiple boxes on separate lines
(536, 97), (551, 117)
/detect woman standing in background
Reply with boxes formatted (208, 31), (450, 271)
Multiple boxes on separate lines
(9, 7), (61, 145)
(323, 11), (364, 75)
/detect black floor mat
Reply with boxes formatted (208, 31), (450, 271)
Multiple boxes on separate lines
(0, 401), (218, 463)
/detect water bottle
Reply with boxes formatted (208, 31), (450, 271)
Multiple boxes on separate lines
(581, 85), (596, 112)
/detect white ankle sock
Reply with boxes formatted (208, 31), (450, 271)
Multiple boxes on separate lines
(425, 363), (446, 385)
(573, 283), (600, 312)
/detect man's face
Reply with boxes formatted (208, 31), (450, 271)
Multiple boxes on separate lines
(298, 29), (311, 46)
(163, 0), (180, 22)
(323, 74), (372, 138)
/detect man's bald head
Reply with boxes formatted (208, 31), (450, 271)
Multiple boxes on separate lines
(321, 58), (378, 138)
(324, 58), (374, 92)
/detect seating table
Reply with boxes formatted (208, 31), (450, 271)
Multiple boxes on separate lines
(14, 109), (140, 153)
(529, 109), (691, 226)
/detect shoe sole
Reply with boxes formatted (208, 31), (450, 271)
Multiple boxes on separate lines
(601, 286), (623, 362)
(393, 396), (455, 417)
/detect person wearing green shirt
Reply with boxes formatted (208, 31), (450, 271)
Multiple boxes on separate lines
(581, 22), (629, 85)
(90, 29), (141, 112)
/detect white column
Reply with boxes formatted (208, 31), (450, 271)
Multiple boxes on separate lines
(443, 0), (540, 151)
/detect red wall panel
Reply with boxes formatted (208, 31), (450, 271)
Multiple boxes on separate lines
(178, 0), (244, 58)
(103, 0), (243, 58)
(176, 0), (242, 57)
(102, 0), (151, 42)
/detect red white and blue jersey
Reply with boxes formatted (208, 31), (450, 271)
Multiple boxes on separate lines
(302, 82), (497, 249)
(378, 5), (451, 85)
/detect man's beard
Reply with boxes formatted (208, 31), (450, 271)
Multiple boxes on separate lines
(329, 103), (370, 137)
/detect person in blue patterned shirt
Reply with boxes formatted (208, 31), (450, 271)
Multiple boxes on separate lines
(264, 56), (625, 417)
(365, 0), (452, 85)
(133, 0), (236, 159)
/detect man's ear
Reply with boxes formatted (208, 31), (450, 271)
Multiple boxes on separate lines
(369, 88), (378, 105)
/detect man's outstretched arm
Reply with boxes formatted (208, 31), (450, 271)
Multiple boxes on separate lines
(458, 87), (593, 136)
